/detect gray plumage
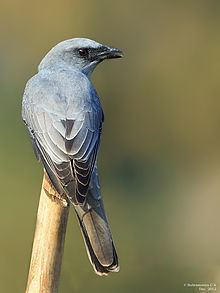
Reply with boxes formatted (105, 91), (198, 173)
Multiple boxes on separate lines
(22, 38), (123, 275)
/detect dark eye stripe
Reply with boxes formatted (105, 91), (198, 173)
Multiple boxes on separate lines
(78, 48), (89, 57)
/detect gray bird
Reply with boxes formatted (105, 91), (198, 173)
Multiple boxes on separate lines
(22, 38), (123, 275)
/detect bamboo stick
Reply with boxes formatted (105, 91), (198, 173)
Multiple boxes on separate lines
(25, 173), (69, 293)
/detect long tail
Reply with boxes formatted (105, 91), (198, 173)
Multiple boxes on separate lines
(74, 190), (119, 275)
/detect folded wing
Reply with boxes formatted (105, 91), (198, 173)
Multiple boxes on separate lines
(22, 85), (103, 205)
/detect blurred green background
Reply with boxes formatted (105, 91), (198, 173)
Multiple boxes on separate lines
(1, 0), (220, 292)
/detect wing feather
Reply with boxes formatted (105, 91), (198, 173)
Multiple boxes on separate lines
(22, 74), (103, 205)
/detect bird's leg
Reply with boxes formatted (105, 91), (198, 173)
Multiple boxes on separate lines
(43, 172), (69, 207)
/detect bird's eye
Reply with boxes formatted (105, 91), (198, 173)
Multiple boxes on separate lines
(78, 48), (89, 58)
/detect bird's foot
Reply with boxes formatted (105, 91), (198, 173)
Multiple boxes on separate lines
(43, 173), (69, 207)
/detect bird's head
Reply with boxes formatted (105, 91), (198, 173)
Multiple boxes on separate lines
(38, 38), (123, 76)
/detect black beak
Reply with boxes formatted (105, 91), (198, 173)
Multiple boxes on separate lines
(94, 46), (124, 61)
(101, 47), (124, 59)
